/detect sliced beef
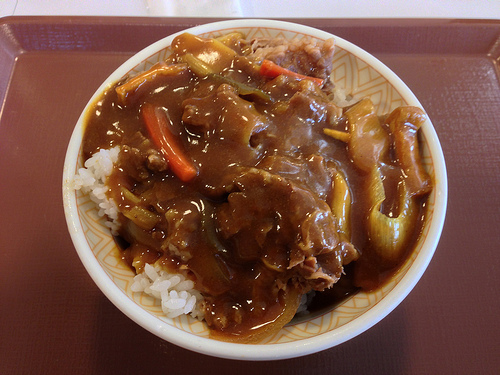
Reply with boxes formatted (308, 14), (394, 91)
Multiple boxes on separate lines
(251, 82), (342, 159)
(249, 37), (336, 81)
(181, 84), (268, 198)
(216, 168), (352, 291)
(182, 83), (267, 142)
(117, 132), (169, 182)
(257, 154), (335, 201)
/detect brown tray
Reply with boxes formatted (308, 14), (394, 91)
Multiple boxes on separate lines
(1, 17), (499, 374)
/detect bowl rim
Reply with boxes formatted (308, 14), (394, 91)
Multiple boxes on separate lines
(62, 18), (448, 360)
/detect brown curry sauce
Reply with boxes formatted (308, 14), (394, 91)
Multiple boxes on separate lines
(82, 33), (431, 342)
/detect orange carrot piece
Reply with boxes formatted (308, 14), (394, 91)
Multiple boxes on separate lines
(141, 103), (198, 182)
(259, 59), (324, 86)
(116, 64), (187, 105)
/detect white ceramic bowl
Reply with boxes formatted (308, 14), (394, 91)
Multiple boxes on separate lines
(62, 19), (447, 360)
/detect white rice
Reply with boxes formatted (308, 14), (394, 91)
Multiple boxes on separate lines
(131, 263), (204, 319)
(72, 146), (121, 235)
(73, 147), (205, 321)
(330, 85), (357, 108)
(296, 290), (315, 316)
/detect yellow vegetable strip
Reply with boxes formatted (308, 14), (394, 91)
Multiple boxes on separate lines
(172, 33), (237, 74)
(385, 106), (433, 197)
(120, 186), (141, 204)
(215, 32), (245, 46)
(366, 168), (418, 263)
(330, 170), (352, 240)
(209, 286), (301, 344)
(323, 128), (350, 143)
(122, 206), (160, 231)
(180, 53), (214, 76)
(325, 98), (427, 263)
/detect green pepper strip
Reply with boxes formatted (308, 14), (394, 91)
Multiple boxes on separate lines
(181, 53), (271, 102)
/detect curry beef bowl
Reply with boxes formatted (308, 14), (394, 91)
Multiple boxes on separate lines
(62, 19), (447, 360)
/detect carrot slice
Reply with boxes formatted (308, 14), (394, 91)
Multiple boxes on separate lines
(141, 103), (198, 182)
(259, 59), (324, 86)
(116, 64), (187, 105)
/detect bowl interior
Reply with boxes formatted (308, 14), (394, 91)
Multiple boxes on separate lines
(63, 20), (446, 359)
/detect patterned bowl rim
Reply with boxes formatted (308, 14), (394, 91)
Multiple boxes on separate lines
(62, 19), (448, 360)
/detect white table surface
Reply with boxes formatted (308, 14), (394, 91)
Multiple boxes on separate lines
(1, 0), (499, 19)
